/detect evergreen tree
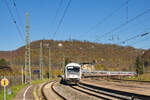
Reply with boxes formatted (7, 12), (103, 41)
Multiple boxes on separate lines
(0, 58), (8, 67)
(65, 57), (71, 66)
(135, 56), (144, 76)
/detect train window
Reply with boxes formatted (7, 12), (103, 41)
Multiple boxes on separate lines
(67, 66), (80, 72)
(68, 66), (73, 69)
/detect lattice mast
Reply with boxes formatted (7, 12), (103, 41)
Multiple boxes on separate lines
(40, 41), (43, 80)
(25, 12), (31, 84)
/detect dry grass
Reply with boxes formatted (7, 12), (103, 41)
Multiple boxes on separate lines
(124, 73), (150, 81)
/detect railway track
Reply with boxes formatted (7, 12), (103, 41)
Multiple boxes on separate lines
(41, 82), (49, 100)
(42, 80), (150, 100)
(42, 81), (67, 100)
(51, 81), (67, 100)
(70, 85), (120, 100)
(71, 82), (150, 100)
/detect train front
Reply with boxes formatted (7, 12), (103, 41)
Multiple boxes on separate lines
(65, 63), (81, 84)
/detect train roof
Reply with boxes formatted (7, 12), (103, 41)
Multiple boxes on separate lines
(66, 63), (81, 67)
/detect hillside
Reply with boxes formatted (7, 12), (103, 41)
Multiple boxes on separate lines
(0, 51), (12, 61)
(142, 49), (150, 71)
(0, 40), (144, 71)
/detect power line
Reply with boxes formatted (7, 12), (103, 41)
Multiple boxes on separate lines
(79, 0), (132, 38)
(117, 23), (150, 46)
(113, 15), (150, 39)
(4, 0), (25, 41)
(127, 29), (150, 46)
(129, 37), (150, 46)
(126, 0), (129, 20)
(94, 8), (150, 42)
(50, 0), (63, 32)
(53, 0), (72, 39)
(12, 0), (25, 36)
(120, 32), (150, 44)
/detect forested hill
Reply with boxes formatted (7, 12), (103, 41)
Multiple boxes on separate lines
(0, 51), (12, 61)
(0, 40), (144, 71)
(142, 49), (150, 69)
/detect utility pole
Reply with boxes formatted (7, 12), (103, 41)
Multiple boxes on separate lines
(142, 51), (145, 74)
(49, 46), (52, 79)
(40, 41), (43, 80)
(25, 12), (31, 84)
(22, 65), (24, 84)
(62, 56), (65, 74)
(142, 58), (145, 74)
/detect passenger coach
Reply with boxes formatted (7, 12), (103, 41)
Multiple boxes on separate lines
(63, 63), (81, 84)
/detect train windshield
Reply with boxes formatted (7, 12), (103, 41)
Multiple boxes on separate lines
(67, 66), (80, 72)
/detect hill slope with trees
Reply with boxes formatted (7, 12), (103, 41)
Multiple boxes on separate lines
(0, 40), (144, 72)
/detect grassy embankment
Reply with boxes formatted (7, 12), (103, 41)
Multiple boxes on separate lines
(123, 73), (150, 81)
(0, 84), (27, 100)
(0, 78), (52, 100)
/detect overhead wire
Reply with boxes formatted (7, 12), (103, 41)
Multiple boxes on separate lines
(119, 32), (149, 44)
(125, 29), (150, 46)
(78, 0), (132, 38)
(11, 0), (25, 36)
(52, 0), (72, 39)
(4, 0), (25, 41)
(94, 8), (150, 42)
(129, 37), (150, 46)
(115, 16), (150, 47)
(128, 27), (150, 46)
(112, 15), (150, 42)
(50, 0), (63, 32)
(126, 0), (129, 20)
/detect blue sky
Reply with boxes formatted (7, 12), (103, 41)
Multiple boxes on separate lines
(0, 0), (150, 50)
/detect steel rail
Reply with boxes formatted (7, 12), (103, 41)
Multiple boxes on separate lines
(70, 85), (114, 100)
(42, 81), (67, 100)
(51, 82), (67, 100)
(78, 82), (150, 100)
(41, 82), (50, 100)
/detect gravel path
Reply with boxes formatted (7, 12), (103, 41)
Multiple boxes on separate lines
(13, 85), (34, 100)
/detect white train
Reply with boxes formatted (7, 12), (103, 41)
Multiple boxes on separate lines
(82, 70), (136, 77)
(63, 63), (82, 84)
